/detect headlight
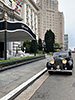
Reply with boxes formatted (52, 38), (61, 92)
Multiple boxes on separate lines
(50, 60), (54, 64)
(62, 59), (67, 64)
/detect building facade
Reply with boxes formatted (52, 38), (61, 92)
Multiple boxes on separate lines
(0, 0), (38, 57)
(22, 0), (39, 40)
(36, 0), (64, 47)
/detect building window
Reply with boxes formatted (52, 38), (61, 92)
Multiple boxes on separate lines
(10, 0), (12, 6)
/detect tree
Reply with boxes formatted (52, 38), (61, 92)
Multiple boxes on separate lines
(22, 41), (31, 53)
(21, 46), (24, 52)
(38, 38), (42, 51)
(44, 30), (55, 53)
(30, 40), (37, 56)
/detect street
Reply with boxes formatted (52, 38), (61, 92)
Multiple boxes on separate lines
(0, 59), (46, 99)
(29, 53), (75, 100)
(1, 53), (75, 100)
(0, 0), (74, 100)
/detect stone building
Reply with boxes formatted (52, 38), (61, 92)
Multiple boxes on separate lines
(36, 0), (64, 47)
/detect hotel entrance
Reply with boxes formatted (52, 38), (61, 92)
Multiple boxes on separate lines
(0, 20), (36, 60)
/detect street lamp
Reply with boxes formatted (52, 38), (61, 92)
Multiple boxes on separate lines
(4, 12), (7, 60)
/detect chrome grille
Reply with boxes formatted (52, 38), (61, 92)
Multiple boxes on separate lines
(54, 59), (63, 69)
(55, 59), (62, 65)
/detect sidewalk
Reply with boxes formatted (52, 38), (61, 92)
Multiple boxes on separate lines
(0, 55), (45, 72)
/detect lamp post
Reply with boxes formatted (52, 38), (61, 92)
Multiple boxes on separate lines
(4, 12), (7, 60)
(42, 41), (45, 54)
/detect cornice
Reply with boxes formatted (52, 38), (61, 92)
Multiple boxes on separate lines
(28, 0), (39, 11)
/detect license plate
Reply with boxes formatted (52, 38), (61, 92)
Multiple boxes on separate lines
(56, 69), (61, 71)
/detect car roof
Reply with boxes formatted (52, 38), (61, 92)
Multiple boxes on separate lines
(53, 51), (68, 57)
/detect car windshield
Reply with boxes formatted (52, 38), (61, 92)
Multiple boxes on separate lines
(53, 51), (68, 58)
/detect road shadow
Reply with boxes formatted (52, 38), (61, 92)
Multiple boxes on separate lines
(49, 72), (72, 76)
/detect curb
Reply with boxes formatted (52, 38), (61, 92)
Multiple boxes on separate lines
(0, 56), (45, 72)
(0, 68), (47, 100)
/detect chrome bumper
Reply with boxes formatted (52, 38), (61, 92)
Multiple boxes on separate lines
(48, 69), (72, 73)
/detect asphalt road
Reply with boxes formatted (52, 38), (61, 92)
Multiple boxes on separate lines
(0, 59), (46, 99)
(30, 53), (75, 100)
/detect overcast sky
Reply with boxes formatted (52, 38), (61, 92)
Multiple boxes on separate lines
(58, 0), (75, 50)
(34, 0), (75, 50)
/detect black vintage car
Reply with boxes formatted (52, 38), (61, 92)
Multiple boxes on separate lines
(46, 51), (73, 75)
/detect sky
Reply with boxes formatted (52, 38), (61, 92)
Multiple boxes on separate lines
(34, 0), (75, 50)
(58, 0), (75, 50)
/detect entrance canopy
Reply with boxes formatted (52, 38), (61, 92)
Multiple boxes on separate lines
(0, 20), (36, 42)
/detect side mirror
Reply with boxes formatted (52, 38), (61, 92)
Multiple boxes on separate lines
(68, 51), (71, 57)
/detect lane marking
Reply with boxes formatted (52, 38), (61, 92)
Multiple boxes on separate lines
(0, 68), (47, 100)
(15, 73), (48, 100)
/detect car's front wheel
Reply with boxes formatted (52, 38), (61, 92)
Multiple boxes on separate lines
(48, 71), (53, 75)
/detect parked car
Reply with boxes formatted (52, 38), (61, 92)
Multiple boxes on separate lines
(72, 51), (75, 53)
(46, 51), (73, 75)
(15, 51), (26, 57)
